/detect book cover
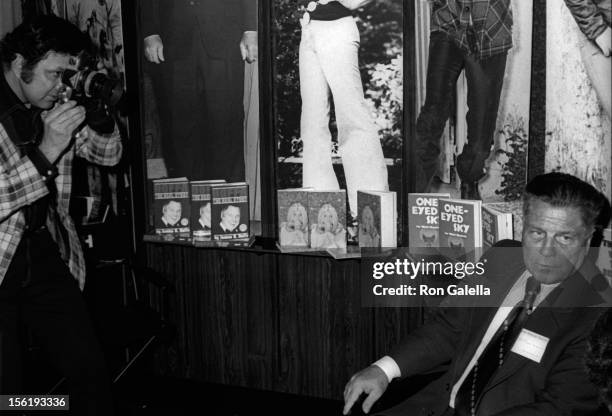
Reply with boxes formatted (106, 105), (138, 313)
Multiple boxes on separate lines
(277, 189), (310, 248)
(357, 190), (397, 248)
(193, 235), (256, 248)
(307, 190), (347, 250)
(190, 180), (226, 240)
(482, 204), (514, 250)
(211, 182), (250, 240)
(439, 198), (482, 251)
(153, 177), (190, 235)
(408, 193), (450, 248)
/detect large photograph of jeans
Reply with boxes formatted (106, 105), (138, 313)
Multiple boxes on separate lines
(413, 0), (532, 204)
(272, 0), (403, 227)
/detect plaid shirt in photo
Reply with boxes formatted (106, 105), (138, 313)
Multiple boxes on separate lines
(430, 0), (514, 60)
(0, 121), (122, 286)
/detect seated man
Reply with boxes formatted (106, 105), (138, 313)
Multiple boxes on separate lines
(344, 172), (611, 416)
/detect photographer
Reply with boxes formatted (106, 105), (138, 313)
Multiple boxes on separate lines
(0, 15), (121, 415)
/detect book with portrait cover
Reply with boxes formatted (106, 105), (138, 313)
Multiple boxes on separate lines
(482, 203), (514, 250)
(307, 190), (347, 250)
(190, 179), (225, 240)
(357, 190), (397, 248)
(153, 177), (190, 236)
(277, 188), (311, 248)
(408, 193), (450, 248)
(438, 198), (482, 252)
(211, 182), (250, 241)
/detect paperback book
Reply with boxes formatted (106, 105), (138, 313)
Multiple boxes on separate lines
(482, 203), (514, 250)
(408, 193), (450, 248)
(438, 198), (482, 258)
(190, 180), (225, 240)
(153, 177), (190, 236)
(277, 188), (311, 248)
(357, 190), (397, 248)
(307, 190), (347, 250)
(211, 182), (250, 240)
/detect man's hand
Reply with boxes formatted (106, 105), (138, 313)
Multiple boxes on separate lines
(144, 34), (165, 64)
(240, 31), (258, 63)
(595, 27), (611, 57)
(39, 100), (85, 164)
(343, 365), (389, 415)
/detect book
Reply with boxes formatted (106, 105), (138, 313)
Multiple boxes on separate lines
(153, 177), (190, 236)
(408, 193), (450, 248)
(596, 228), (612, 283)
(190, 180), (226, 240)
(277, 188), (311, 248)
(357, 190), (397, 248)
(193, 235), (256, 248)
(211, 182), (250, 241)
(438, 198), (483, 255)
(307, 190), (347, 250)
(482, 204), (514, 250)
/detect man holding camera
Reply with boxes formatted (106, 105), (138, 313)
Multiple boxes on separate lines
(0, 16), (121, 415)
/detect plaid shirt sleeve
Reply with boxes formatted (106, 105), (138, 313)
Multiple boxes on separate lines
(74, 125), (123, 166)
(0, 123), (50, 223)
(564, 0), (610, 40)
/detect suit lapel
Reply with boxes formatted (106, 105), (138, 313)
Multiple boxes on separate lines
(481, 262), (606, 395)
(481, 306), (559, 395)
(450, 267), (525, 382)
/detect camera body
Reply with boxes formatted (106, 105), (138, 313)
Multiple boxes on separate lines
(61, 64), (123, 135)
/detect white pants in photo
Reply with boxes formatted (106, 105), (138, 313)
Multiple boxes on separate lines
(299, 16), (389, 216)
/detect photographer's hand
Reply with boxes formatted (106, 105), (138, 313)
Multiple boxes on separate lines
(39, 100), (86, 164)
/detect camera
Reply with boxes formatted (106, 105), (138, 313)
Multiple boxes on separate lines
(60, 61), (123, 135)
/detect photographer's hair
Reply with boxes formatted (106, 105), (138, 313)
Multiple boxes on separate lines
(586, 309), (612, 409)
(523, 172), (611, 235)
(0, 15), (89, 81)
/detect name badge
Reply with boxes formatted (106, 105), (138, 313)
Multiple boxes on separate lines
(510, 329), (549, 363)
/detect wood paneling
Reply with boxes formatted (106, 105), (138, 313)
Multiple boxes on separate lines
(145, 245), (422, 400)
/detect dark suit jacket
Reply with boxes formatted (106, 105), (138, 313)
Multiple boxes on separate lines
(381, 240), (610, 416)
(140, 0), (257, 60)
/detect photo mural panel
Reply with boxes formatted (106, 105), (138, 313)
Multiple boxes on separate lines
(137, 0), (262, 230)
(546, 0), (611, 200)
(413, 0), (532, 203)
(272, 0), (404, 221)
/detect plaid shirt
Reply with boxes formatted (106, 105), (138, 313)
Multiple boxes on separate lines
(430, 0), (513, 60)
(0, 102), (122, 286)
